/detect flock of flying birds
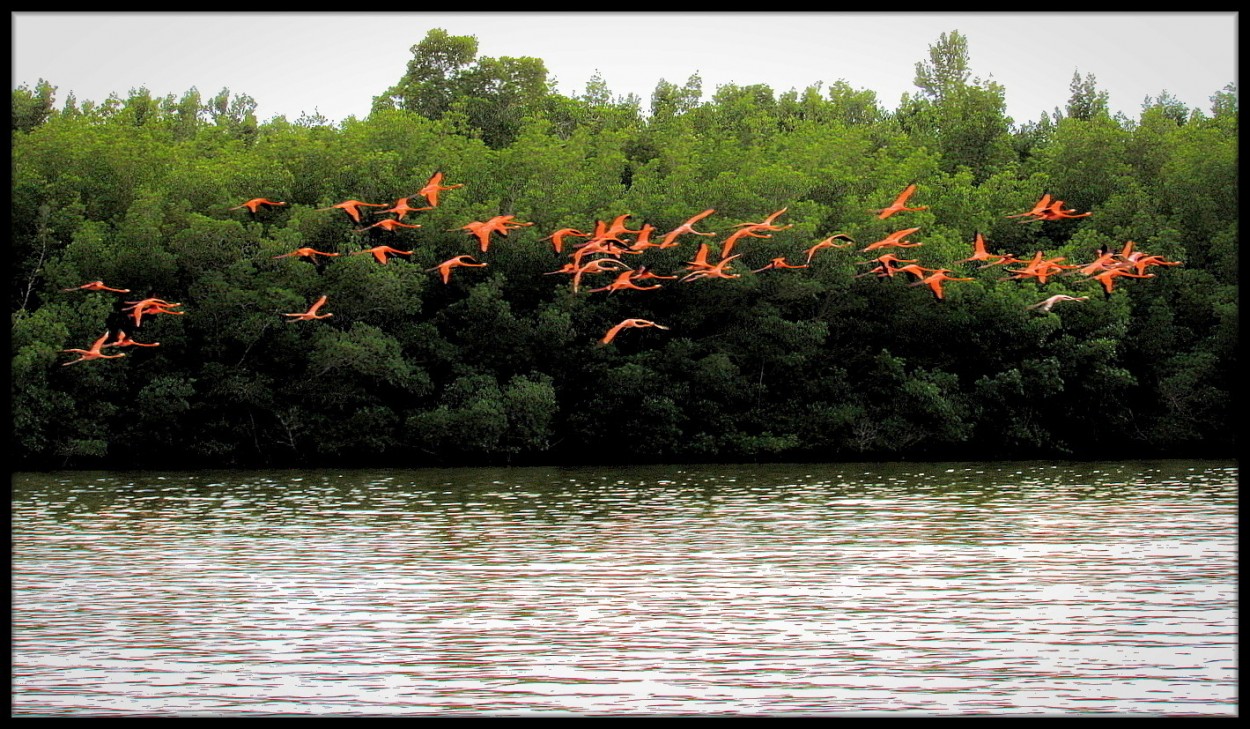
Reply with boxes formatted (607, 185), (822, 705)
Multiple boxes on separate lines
(59, 174), (1181, 364)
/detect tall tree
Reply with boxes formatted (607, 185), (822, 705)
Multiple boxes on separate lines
(650, 73), (703, 120)
(825, 80), (882, 126)
(1066, 70), (1110, 121)
(1142, 90), (1190, 125)
(913, 30), (971, 103)
(373, 28), (478, 119)
(12, 79), (57, 132)
(208, 88), (258, 141)
(1208, 82), (1237, 119)
(905, 31), (1013, 182)
(373, 29), (553, 148)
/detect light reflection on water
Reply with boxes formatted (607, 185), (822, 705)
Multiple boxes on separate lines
(12, 461), (1237, 716)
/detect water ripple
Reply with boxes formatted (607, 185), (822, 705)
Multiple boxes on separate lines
(12, 460), (1237, 716)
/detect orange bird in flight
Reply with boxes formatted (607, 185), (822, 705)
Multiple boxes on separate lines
(230, 198), (287, 214)
(804, 234), (856, 264)
(545, 257), (628, 280)
(854, 253), (920, 279)
(625, 224), (662, 252)
(1089, 268), (1154, 296)
(490, 214), (535, 231)
(63, 280), (131, 293)
(1002, 250), (1048, 275)
(718, 226), (773, 260)
(978, 252), (1028, 269)
(122, 297), (179, 309)
(600, 318), (670, 346)
(569, 258), (632, 293)
(570, 238), (642, 265)
(62, 331), (126, 366)
(416, 171), (464, 208)
(873, 184), (928, 219)
(1036, 199), (1091, 221)
(753, 256), (808, 273)
(732, 207), (791, 229)
(959, 232), (1004, 264)
(543, 261), (585, 277)
(284, 295), (333, 321)
(121, 298), (185, 327)
(1123, 253), (1183, 275)
(459, 220), (499, 253)
(893, 263), (935, 281)
(682, 242), (718, 273)
(1006, 193), (1053, 220)
(909, 269), (973, 301)
(539, 227), (593, 254)
(357, 219), (422, 233)
(378, 196), (433, 220)
(862, 227), (923, 252)
(859, 253), (919, 269)
(273, 247), (341, 261)
(658, 209), (717, 248)
(458, 215), (533, 253)
(1004, 252), (1078, 285)
(316, 199), (388, 223)
(588, 269), (664, 294)
(631, 265), (678, 282)
(351, 245), (413, 264)
(134, 302), (185, 324)
(593, 214), (645, 244)
(681, 255), (742, 282)
(428, 255), (487, 284)
(721, 209), (793, 259)
(1077, 251), (1121, 277)
(106, 331), (160, 348)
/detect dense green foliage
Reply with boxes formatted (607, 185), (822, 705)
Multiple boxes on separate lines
(12, 30), (1237, 469)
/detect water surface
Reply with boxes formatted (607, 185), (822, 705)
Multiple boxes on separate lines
(11, 460), (1238, 716)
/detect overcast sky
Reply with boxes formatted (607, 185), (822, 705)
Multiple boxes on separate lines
(12, 12), (1238, 127)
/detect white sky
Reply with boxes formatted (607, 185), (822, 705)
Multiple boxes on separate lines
(12, 12), (1239, 127)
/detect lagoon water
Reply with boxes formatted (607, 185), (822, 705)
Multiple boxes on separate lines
(11, 461), (1237, 717)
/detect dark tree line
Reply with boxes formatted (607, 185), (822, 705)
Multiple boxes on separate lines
(11, 30), (1237, 469)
